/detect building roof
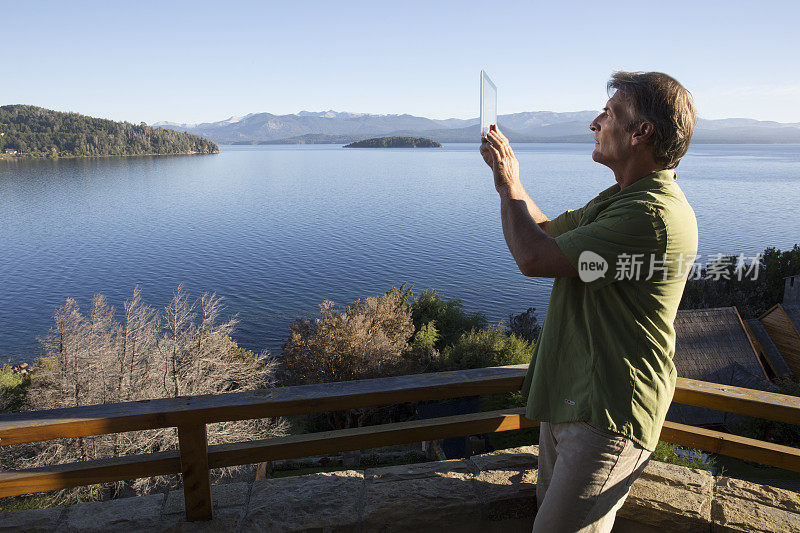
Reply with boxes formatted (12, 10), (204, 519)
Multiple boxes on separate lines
(782, 305), (800, 332)
(759, 303), (800, 379)
(745, 318), (792, 378)
(667, 307), (776, 428)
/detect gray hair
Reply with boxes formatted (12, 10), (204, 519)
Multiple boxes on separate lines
(608, 71), (696, 169)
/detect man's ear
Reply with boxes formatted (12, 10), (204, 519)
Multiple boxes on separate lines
(631, 122), (655, 146)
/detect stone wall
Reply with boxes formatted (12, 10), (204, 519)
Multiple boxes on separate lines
(2, 446), (798, 532)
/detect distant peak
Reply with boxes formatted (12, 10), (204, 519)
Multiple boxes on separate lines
(221, 114), (248, 124)
(298, 110), (370, 118)
(151, 120), (195, 128)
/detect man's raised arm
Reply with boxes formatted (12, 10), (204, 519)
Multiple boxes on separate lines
(510, 186), (551, 236)
(480, 131), (550, 235)
(481, 127), (577, 278)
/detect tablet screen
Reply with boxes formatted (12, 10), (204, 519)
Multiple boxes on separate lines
(480, 70), (497, 138)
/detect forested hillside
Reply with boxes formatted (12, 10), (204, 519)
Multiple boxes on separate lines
(0, 105), (219, 158)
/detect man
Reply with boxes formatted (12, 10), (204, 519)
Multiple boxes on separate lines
(480, 71), (698, 532)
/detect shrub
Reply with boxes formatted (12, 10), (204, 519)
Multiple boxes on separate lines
(0, 366), (30, 413)
(281, 286), (416, 385)
(410, 289), (487, 350)
(506, 307), (541, 343)
(405, 321), (440, 371)
(439, 325), (533, 371)
(280, 286), (418, 429)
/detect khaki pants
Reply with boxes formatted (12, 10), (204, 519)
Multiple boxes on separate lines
(533, 421), (652, 533)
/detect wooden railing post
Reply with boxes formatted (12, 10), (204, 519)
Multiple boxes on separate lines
(177, 424), (212, 521)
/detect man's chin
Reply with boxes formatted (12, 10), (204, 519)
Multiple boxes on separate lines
(591, 150), (613, 169)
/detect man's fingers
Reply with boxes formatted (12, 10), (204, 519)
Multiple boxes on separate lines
(486, 130), (505, 151)
(494, 128), (512, 147)
(489, 129), (510, 149)
(488, 144), (501, 165)
(489, 132), (513, 160)
(480, 145), (493, 166)
(490, 130), (514, 159)
(494, 130), (515, 155)
(481, 139), (499, 163)
(486, 130), (518, 168)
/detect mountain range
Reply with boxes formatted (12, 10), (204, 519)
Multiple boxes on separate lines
(152, 110), (800, 145)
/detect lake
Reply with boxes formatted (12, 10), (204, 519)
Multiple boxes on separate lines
(1, 143), (799, 364)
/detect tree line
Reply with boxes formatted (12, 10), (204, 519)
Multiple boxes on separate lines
(679, 244), (800, 318)
(0, 105), (218, 158)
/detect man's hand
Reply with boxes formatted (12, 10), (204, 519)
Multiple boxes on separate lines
(480, 126), (520, 196)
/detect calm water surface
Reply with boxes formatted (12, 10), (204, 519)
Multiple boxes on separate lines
(1, 143), (798, 364)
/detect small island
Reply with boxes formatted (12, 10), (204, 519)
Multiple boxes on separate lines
(344, 136), (442, 148)
(0, 105), (219, 159)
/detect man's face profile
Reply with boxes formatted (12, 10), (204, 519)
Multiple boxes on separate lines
(589, 91), (635, 170)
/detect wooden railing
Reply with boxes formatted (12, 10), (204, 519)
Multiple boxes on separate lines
(1, 364), (799, 521)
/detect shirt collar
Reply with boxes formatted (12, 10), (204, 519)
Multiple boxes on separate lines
(597, 169), (676, 201)
(623, 169), (677, 193)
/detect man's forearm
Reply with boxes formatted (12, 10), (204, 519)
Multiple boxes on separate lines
(505, 183), (550, 233)
(500, 184), (551, 274)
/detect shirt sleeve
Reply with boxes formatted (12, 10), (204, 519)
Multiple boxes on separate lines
(548, 207), (586, 238)
(553, 203), (666, 290)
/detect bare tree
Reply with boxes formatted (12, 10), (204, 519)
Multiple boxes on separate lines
(1, 286), (287, 503)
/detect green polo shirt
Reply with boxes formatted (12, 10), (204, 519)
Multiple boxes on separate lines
(520, 169), (698, 451)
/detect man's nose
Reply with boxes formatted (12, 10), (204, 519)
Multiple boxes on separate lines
(589, 120), (599, 132)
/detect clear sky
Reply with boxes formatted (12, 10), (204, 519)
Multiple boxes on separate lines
(4, 0), (799, 124)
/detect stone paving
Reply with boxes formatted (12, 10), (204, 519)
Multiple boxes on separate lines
(2, 445), (799, 532)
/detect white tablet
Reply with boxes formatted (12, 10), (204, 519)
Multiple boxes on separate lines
(480, 70), (497, 139)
